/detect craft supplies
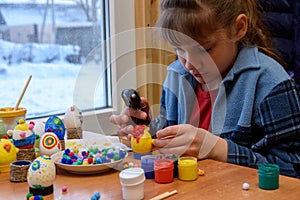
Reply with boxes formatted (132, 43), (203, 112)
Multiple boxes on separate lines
(64, 105), (83, 139)
(242, 182), (250, 190)
(119, 167), (145, 200)
(90, 192), (101, 200)
(62, 185), (68, 192)
(141, 155), (160, 179)
(10, 160), (31, 182)
(178, 156), (198, 181)
(162, 154), (179, 178)
(56, 147), (127, 166)
(0, 139), (19, 172)
(0, 75), (31, 132)
(27, 155), (56, 196)
(131, 125), (153, 159)
(150, 190), (177, 200)
(45, 116), (65, 150)
(14, 75), (32, 110)
(258, 163), (280, 190)
(0, 107), (26, 134)
(39, 132), (62, 156)
(154, 158), (174, 183)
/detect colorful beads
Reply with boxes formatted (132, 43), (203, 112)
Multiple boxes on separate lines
(242, 182), (250, 190)
(198, 169), (205, 176)
(26, 193), (43, 200)
(90, 192), (101, 200)
(58, 147), (127, 166)
(62, 185), (68, 192)
(123, 162), (139, 169)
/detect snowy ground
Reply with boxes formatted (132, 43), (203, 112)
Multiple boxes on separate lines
(0, 39), (105, 118)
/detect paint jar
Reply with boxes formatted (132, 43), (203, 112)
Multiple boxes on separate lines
(258, 164), (280, 190)
(162, 154), (179, 178)
(119, 167), (145, 200)
(141, 155), (160, 179)
(0, 107), (26, 132)
(178, 156), (198, 181)
(154, 158), (174, 183)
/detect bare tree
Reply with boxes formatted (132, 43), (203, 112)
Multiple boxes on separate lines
(72, 0), (100, 22)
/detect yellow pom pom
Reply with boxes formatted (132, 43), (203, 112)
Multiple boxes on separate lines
(198, 169), (205, 176)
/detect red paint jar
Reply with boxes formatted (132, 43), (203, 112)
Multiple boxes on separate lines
(154, 158), (174, 183)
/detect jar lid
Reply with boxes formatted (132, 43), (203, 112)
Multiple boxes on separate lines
(154, 158), (174, 169)
(119, 167), (145, 186)
(178, 156), (197, 166)
(141, 155), (160, 164)
(0, 107), (26, 118)
(258, 164), (279, 174)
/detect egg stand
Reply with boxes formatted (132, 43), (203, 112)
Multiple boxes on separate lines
(66, 127), (83, 139)
(29, 185), (54, 196)
(17, 148), (36, 161)
(59, 139), (65, 150)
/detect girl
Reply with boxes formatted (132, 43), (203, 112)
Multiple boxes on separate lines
(110, 0), (300, 178)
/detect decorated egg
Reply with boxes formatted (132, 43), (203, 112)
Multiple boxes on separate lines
(33, 122), (45, 138)
(64, 105), (83, 128)
(45, 116), (65, 140)
(0, 139), (19, 172)
(131, 125), (153, 154)
(12, 118), (35, 149)
(39, 132), (61, 156)
(27, 155), (55, 195)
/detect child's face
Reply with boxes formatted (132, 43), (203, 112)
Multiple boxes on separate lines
(175, 32), (238, 88)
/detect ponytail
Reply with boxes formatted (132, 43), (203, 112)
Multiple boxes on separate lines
(242, 0), (286, 67)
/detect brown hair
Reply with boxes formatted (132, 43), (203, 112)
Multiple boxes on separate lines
(156, 0), (285, 66)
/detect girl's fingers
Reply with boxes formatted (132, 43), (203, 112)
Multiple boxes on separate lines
(128, 108), (148, 120)
(117, 125), (134, 137)
(109, 114), (130, 127)
(156, 126), (178, 139)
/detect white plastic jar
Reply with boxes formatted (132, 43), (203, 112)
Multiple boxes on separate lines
(119, 167), (145, 200)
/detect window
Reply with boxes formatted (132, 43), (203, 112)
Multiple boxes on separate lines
(0, 0), (111, 119)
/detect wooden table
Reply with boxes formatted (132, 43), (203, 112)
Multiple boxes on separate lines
(1, 155), (300, 200)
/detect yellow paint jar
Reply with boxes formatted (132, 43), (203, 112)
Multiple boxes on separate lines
(178, 156), (198, 181)
(0, 107), (26, 132)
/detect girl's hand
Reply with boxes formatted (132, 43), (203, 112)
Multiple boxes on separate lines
(109, 97), (151, 139)
(153, 124), (228, 161)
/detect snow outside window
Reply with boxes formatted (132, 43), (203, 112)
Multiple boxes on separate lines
(0, 0), (111, 120)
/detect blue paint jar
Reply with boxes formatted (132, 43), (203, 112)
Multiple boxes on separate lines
(258, 164), (280, 190)
(141, 155), (160, 179)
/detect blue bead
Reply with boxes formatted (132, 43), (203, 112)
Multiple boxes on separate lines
(90, 192), (101, 200)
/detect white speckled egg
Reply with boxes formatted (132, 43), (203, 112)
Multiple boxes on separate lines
(64, 105), (83, 128)
(33, 122), (45, 138)
(27, 155), (56, 188)
(39, 132), (61, 156)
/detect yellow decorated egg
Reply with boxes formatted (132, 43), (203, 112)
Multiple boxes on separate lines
(0, 139), (19, 172)
(27, 155), (56, 189)
(131, 125), (153, 154)
(39, 132), (61, 156)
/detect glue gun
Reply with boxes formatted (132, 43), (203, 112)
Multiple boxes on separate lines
(121, 89), (150, 125)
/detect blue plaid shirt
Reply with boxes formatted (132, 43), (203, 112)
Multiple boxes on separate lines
(151, 46), (300, 178)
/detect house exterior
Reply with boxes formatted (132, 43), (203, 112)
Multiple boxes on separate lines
(0, 3), (101, 57)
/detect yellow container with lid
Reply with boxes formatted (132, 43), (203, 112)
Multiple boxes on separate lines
(0, 107), (26, 132)
(178, 156), (198, 181)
